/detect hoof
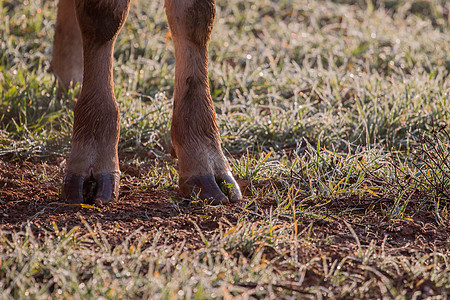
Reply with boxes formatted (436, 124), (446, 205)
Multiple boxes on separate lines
(62, 172), (119, 205)
(179, 172), (242, 205)
(62, 173), (84, 204)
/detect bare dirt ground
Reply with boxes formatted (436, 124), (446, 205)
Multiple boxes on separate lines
(1, 157), (448, 261)
(1, 157), (449, 297)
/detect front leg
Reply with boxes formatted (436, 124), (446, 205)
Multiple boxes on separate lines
(62, 0), (131, 205)
(165, 0), (242, 204)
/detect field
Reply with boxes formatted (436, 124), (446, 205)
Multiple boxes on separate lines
(1, 0), (449, 298)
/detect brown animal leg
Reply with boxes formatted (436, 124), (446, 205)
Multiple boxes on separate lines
(50, 0), (83, 91)
(165, 0), (242, 204)
(62, 0), (131, 205)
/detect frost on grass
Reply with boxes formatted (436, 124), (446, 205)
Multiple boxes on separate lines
(1, 222), (449, 299)
(0, 0), (449, 298)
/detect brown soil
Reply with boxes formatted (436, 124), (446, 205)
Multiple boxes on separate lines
(0, 156), (249, 250)
(0, 156), (449, 257)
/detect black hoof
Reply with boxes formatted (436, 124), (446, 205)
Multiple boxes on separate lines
(95, 173), (120, 205)
(179, 172), (242, 205)
(62, 173), (85, 204)
(216, 172), (243, 203)
(62, 172), (119, 205)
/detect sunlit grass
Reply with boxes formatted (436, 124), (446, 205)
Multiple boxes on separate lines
(0, 0), (449, 298)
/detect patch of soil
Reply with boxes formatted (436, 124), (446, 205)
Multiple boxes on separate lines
(1, 156), (449, 298)
(0, 157), (246, 249)
(0, 157), (449, 256)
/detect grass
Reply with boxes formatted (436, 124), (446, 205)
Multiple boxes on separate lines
(1, 0), (450, 298)
(1, 222), (448, 299)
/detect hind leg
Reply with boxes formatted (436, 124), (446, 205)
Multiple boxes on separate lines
(62, 0), (131, 205)
(51, 0), (83, 91)
(165, 0), (242, 204)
